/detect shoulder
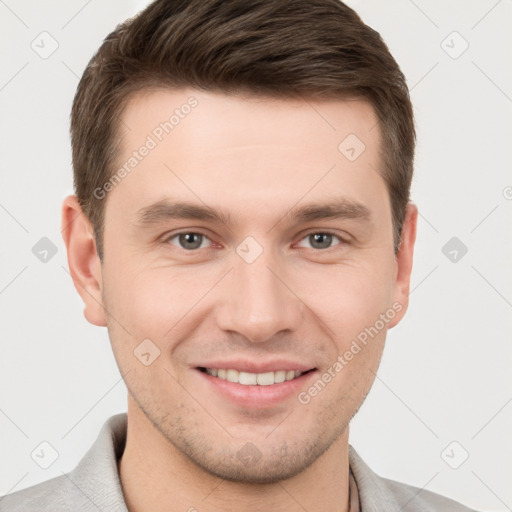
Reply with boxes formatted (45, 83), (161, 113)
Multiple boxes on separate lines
(380, 476), (478, 512)
(349, 445), (478, 512)
(0, 413), (128, 512)
(0, 474), (70, 512)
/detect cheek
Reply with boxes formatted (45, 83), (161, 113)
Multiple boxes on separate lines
(295, 260), (396, 337)
(106, 265), (213, 341)
(103, 246), (396, 347)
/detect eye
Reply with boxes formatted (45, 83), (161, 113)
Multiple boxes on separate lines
(166, 232), (212, 251)
(296, 232), (345, 250)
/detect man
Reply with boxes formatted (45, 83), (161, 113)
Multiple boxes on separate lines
(0, 0), (476, 510)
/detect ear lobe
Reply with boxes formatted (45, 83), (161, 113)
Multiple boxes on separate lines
(388, 203), (418, 329)
(61, 195), (107, 327)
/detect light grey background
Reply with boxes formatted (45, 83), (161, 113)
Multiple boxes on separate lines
(1, 1), (511, 510)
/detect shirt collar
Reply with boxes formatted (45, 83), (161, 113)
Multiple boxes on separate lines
(68, 413), (404, 512)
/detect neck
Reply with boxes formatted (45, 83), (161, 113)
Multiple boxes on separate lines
(118, 396), (351, 512)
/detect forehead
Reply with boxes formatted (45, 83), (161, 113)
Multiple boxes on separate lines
(106, 87), (388, 229)
(119, 87), (379, 152)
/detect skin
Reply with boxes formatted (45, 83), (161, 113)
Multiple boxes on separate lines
(62, 88), (417, 512)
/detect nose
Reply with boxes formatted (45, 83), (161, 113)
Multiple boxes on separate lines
(215, 247), (304, 343)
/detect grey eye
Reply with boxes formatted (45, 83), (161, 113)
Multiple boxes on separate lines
(297, 232), (341, 250)
(168, 232), (210, 250)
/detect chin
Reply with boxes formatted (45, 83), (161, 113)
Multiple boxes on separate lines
(191, 450), (318, 484)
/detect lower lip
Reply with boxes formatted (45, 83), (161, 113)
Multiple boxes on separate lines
(196, 369), (317, 409)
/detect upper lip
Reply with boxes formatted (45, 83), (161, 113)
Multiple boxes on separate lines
(195, 359), (316, 374)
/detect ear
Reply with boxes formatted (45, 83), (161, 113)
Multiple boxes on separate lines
(388, 203), (418, 329)
(61, 195), (107, 327)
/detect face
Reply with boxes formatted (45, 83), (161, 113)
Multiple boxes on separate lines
(64, 88), (416, 484)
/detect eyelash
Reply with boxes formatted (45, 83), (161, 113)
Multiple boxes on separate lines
(164, 230), (348, 252)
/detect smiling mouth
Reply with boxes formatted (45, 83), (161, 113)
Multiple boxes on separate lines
(197, 367), (316, 386)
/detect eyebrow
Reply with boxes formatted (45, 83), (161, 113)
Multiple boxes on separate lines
(285, 200), (371, 224)
(136, 200), (233, 226)
(135, 198), (371, 228)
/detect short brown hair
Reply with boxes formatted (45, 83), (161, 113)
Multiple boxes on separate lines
(71, 0), (415, 259)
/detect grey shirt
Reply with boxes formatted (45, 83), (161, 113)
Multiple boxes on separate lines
(0, 413), (477, 511)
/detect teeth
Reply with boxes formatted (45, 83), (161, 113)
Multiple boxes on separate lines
(205, 368), (305, 385)
(239, 371), (257, 385)
(256, 372), (274, 386)
(226, 369), (239, 383)
(274, 370), (286, 383)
